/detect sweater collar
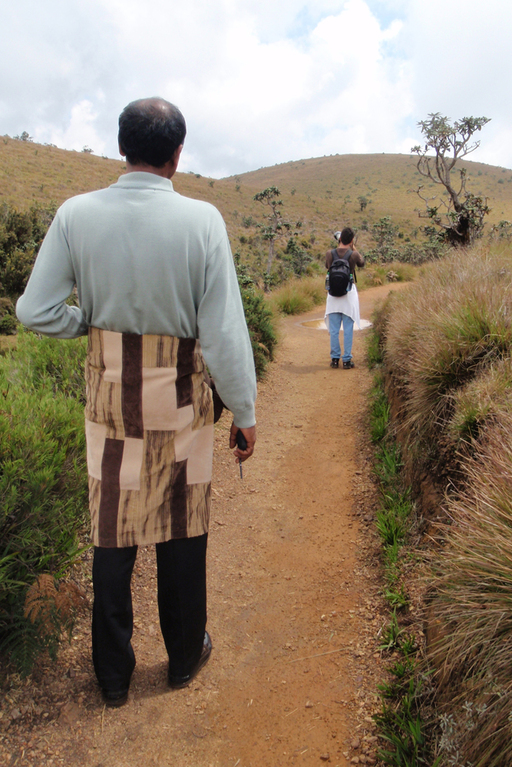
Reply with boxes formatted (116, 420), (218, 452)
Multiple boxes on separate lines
(111, 172), (175, 192)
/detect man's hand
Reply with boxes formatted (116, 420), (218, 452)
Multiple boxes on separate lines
(229, 421), (256, 463)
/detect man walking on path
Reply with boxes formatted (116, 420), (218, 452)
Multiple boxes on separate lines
(16, 97), (257, 707)
(325, 227), (365, 369)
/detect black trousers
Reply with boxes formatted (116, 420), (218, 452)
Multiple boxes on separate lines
(92, 534), (208, 693)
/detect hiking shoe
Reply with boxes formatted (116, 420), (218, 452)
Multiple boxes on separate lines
(343, 360), (355, 369)
(330, 358), (339, 368)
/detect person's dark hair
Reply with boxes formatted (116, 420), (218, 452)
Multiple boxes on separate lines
(340, 227), (355, 245)
(118, 98), (186, 168)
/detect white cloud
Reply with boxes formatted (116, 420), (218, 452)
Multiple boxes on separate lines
(0, 0), (510, 176)
(400, 0), (512, 167)
(36, 100), (106, 155)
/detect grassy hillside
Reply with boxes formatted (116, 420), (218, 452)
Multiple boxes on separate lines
(2, 135), (512, 261)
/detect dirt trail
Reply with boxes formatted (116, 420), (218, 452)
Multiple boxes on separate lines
(1, 284), (403, 767)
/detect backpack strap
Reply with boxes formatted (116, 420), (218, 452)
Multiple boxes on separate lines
(344, 248), (357, 283)
(332, 247), (352, 262)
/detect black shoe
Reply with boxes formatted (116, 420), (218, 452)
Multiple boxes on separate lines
(168, 632), (212, 689)
(101, 688), (129, 707)
(330, 358), (339, 368)
(343, 360), (355, 369)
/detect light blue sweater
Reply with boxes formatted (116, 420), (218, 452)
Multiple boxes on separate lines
(16, 172), (257, 427)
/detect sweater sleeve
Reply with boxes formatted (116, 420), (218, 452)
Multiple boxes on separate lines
(196, 228), (257, 429)
(16, 209), (88, 338)
(352, 249), (365, 268)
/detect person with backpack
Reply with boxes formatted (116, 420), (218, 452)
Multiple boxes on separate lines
(325, 227), (365, 369)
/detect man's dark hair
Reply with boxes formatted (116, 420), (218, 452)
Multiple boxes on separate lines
(340, 227), (355, 245)
(118, 98), (186, 168)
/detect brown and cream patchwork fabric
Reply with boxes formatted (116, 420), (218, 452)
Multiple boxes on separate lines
(85, 328), (214, 547)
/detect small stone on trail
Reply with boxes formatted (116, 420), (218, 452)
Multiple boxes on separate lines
(320, 754), (330, 762)
(351, 738), (361, 749)
(305, 701), (313, 708)
(59, 702), (81, 726)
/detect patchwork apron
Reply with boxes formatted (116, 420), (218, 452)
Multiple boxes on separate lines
(84, 328), (213, 547)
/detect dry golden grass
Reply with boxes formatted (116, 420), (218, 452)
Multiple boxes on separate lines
(0, 137), (122, 208)
(374, 244), (512, 763)
(383, 245), (512, 460)
(429, 413), (512, 766)
(265, 275), (326, 316)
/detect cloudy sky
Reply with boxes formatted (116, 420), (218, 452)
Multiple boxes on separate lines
(1, 0), (510, 178)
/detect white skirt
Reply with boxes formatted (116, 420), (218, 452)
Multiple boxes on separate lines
(324, 284), (361, 328)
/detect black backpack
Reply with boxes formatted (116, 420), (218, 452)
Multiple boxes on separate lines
(328, 248), (352, 297)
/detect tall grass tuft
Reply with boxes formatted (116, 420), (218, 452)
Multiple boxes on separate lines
(448, 356), (512, 444)
(428, 412), (512, 766)
(266, 275), (326, 316)
(357, 261), (416, 290)
(383, 246), (512, 468)
(367, 242), (512, 764)
(0, 329), (88, 673)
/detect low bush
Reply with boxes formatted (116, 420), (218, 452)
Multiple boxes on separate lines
(234, 254), (277, 378)
(0, 203), (56, 319)
(0, 329), (88, 672)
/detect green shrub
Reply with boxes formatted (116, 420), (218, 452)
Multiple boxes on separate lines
(241, 287), (277, 379)
(6, 326), (86, 401)
(234, 255), (277, 378)
(0, 314), (16, 335)
(0, 203), (56, 309)
(283, 236), (312, 276)
(0, 330), (88, 672)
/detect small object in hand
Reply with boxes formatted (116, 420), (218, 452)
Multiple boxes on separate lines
(236, 429), (247, 479)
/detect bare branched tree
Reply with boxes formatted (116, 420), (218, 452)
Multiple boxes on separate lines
(412, 113), (491, 245)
